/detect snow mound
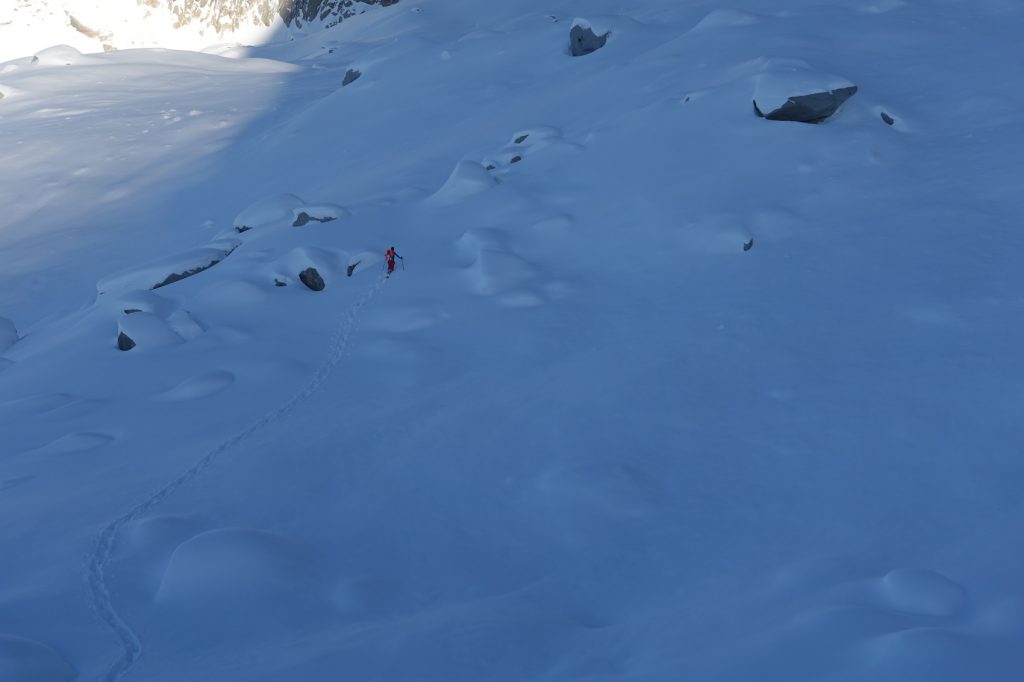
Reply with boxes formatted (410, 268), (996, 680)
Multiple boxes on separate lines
(157, 370), (236, 401)
(866, 627), (978, 678)
(689, 9), (761, 32)
(274, 246), (346, 281)
(0, 634), (75, 682)
(32, 45), (96, 67)
(428, 161), (498, 205)
(233, 194), (347, 232)
(117, 312), (185, 351)
(30, 431), (114, 455)
(0, 316), (16, 352)
(878, 568), (969, 617)
(97, 241), (239, 293)
(677, 214), (752, 254)
(155, 528), (318, 604)
(0, 393), (78, 416)
(465, 249), (537, 295)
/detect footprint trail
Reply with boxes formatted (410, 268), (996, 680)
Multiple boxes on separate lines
(85, 276), (383, 682)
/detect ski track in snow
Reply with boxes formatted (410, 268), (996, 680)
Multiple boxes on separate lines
(85, 275), (385, 682)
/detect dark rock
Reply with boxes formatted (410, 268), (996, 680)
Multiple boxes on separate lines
(235, 225), (253, 233)
(346, 261), (360, 277)
(881, 111), (895, 125)
(299, 267), (325, 291)
(117, 331), (136, 351)
(123, 308), (142, 314)
(743, 239), (754, 252)
(342, 68), (361, 86)
(514, 134), (529, 144)
(293, 212), (337, 227)
(153, 259), (221, 289)
(510, 155), (523, 164)
(484, 164), (496, 171)
(569, 24), (609, 57)
(274, 278), (287, 287)
(754, 86), (858, 124)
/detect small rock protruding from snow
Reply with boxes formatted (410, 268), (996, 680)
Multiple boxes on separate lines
(299, 267), (325, 291)
(116, 312), (184, 352)
(752, 63), (858, 123)
(743, 238), (754, 252)
(117, 332), (136, 351)
(33, 45), (80, 66)
(569, 20), (609, 57)
(0, 316), (17, 353)
(342, 68), (361, 86)
(234, 194), (346, 232)
(881, 111), (896, 125)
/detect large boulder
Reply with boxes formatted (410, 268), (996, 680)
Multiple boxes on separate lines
(754, 86), (858, 123)
(569, 21), (609, 57)
(299, 268), (325, 292)
(752, 62), (857, 123)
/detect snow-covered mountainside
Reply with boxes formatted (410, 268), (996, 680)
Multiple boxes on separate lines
(2, 1), (1024, 681)
(0, 0), (396, 61)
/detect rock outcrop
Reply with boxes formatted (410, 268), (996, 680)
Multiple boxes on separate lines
(569, 22), (609, 57)
(160, 0), (401, 33)
(753, 86), (858, 123)
(342, 68), (361, 86)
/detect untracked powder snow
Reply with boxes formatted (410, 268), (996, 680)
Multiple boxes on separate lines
(1, 1), (1023, 681)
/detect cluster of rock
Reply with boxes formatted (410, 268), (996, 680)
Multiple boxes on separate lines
(156, 0), (399, 33)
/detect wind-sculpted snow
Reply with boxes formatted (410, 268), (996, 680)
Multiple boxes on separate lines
(1, 1), (1023, 681)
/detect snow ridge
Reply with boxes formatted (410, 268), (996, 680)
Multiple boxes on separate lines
(85, 274), (384, 681)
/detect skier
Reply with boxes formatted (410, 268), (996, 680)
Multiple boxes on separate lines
(385, 246), (403, 277)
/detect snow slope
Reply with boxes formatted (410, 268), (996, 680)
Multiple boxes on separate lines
(2, 0), (1024, 680)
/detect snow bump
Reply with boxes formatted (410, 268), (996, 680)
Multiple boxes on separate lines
(428, 160), (498, 205)
(157, 370), (236, 401)
(0, 316), (17, 352)
(878, 568), (969, 617)
(0, 634), (75, 682)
